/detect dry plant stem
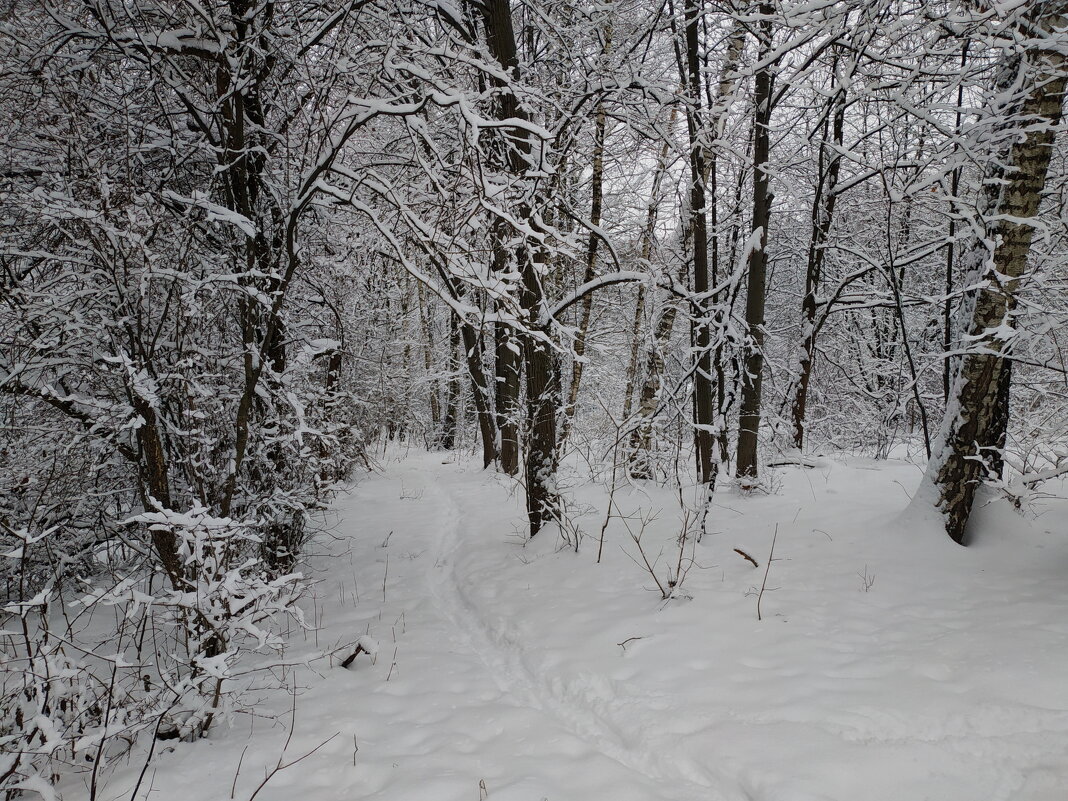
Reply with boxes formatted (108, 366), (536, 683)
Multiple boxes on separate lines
(598, 429), (623, 564)
(247, 690), (339, 801)
(382, 553), (389, 603)
(757, 524), (778, 621)
(674, 510), (689, 589)
(90, 663), (119, 800)
(129, 702), (178, 801)
(231, 746), (249, 800)
(630, 522), (670, 600)
(386, 647), (398, 681)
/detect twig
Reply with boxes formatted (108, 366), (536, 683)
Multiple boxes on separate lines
(385, 646), (398, 681)
(381, 553), (389, 603)
(231, 746), (248, 800)
(733, 548), (758, 567)
(247, 690), (339, 801)
(757, 524), (778, 622)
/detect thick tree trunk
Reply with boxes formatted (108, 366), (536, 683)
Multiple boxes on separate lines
(921, 8), (1066, 544)
(478, 0), (559, 535)
(523, 320), (561, 537)
(735, 3), (775, 483)
(683, 0), (717, 486)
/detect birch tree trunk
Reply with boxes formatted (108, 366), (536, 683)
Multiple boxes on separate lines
(626, 20), (743, 479)
(621, 107), (679, 441)
(919, 3), (1067, 544)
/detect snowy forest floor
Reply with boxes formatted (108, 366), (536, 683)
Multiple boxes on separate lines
(98, 449), (1068, 801)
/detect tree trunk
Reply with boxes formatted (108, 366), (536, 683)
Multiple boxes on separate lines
(683, 0), (716, 486)
(523, 318), (560, 537)
(621, 284), (647, 423)
(457, 320), (499, 467)
(132, 397), (185, 589)
(943, 41), (970, 403)
(478, 0), (559, 535)
(495, 317), (522, 474)
(441, 313), (461, 449)
(559, 26), (611, 448)
(790, 79), (845, 450)
(920, 7), (1066, 544)
(417, 282), (442, 428)
(735, 3), (775, 484)
(628, 304), (680, 479)
(622, 107), (678, 468)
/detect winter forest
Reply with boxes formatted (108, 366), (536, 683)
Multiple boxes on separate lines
(2, 0), (1068, 799)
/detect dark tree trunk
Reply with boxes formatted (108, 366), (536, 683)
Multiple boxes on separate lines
(559, 87), (607, 448)
(523, 317), (560, 537)
(131, 397), (184, 589)
(441, 313), (461, 449)
(477, 0), (560, 534)
(682, 0), (716, 486)
(790, 79), (844, 450)
(735, 3), (775, 483)
(943, 41), (970, 403)
(457, 320), (498, 467)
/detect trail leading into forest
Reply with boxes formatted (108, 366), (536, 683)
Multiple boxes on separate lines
(422, 471), (742, 800)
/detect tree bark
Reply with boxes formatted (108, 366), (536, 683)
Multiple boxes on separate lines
(921, 6), (1066, 544)
(417, 282), (442, 428)
(441, 312), (461, 449)
(495, 316), (522, 474)
(790, 79), (845, 450)
(559, 24), (611, 448)
(735, 3), (775, 483)
(620, 112), (680, 473)
(477, 0), (559, 535)
(683, 0), (716, 486)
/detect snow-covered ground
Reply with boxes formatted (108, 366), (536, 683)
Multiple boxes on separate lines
(97, 451), (1068, 801)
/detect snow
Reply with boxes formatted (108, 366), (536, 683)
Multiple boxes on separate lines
(94, 451), (1068, 801)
